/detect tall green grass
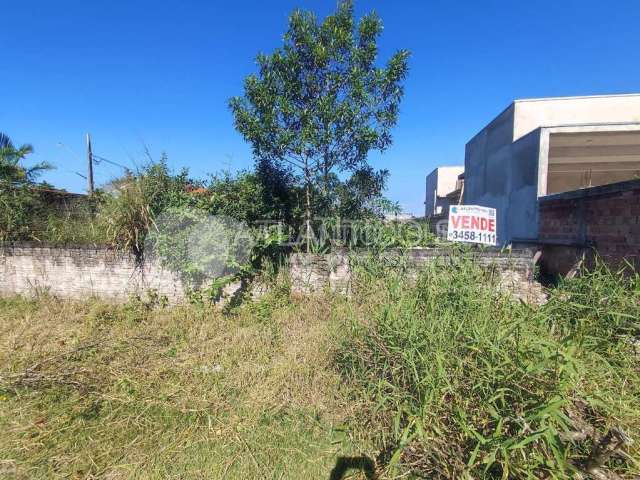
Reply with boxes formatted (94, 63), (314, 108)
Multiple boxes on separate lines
(1, 254), (638, 479)
(338, 258), (640, 478)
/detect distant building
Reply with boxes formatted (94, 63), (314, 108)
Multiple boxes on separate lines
(383, 212), (416, 222)
(445, 172), (465, 206)
(32, 186), (87, 212)
(463, 93), (640, 245)
(424, 166), (464, 218)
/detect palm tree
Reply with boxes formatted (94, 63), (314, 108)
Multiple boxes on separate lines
(0, 132), (51, 184)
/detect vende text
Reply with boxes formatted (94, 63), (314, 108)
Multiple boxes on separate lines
(450, 215), (495, 232)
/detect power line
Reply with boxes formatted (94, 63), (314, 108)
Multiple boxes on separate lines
(59, 138), (132, 174)
(92, 153), (130, 171)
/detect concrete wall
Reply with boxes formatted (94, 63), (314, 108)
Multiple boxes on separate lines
(538, 179), (640, 273)
(465, 118), (541, 244)
(0, 244), (547, 305)
(425, 166), (464, 217)
(464, 94), (640, 245)
(425, 169), (438, 217)
(507, 130), (542, 241)
(0, 244), (185, 302)
(465, 105), (516, 203)
(464, 104), (516, 244)
(514, 94), (640, 141)
(289, 248), (546, 304)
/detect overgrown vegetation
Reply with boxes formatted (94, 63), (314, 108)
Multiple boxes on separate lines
(0, 132), (55, 241)
(1, 151), (435, 302)
(339, 258), (640, 479)
(0, 291), (360, 479)
(97, 159), (194, 256)
(3, 2), (638, 475)
(1, 261), (638, 479)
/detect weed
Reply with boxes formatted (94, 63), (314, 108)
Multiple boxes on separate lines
(1, 259), (637, 479)
(337, 258), (640, 479)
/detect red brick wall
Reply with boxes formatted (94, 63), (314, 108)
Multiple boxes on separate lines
(538, 180), (640, 270)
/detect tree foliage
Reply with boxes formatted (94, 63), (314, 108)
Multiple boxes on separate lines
(0, 132), (51, 184)
(206, 165), (298, 224)
(0, 132), (53, 241)
(229, 0), (409, 248)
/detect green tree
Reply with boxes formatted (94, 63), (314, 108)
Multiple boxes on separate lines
(0, 132), (51, 184)
(0, 133), (54, 241)
(229, 0), (409, 251)
(340, 167), (387, 217)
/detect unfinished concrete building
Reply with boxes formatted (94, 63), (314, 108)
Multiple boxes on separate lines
(424, 166), (464, 218)
(463, 94), (640, 245)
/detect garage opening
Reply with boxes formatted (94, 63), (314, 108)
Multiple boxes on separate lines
(546, 131), (640, 195)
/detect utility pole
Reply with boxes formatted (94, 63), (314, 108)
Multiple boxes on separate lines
(86, 133), (94, 195)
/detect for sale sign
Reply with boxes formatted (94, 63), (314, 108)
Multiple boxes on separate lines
(447, 205), (497, 246)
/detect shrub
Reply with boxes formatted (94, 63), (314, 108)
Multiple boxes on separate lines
(98, 160), (192, 256)
(0, 185), (41, 241)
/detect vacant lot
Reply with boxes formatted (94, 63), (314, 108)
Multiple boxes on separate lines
(0, 289), (373, 479)
(1, 260), (639, 479)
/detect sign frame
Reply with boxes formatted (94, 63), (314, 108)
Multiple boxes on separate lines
(447, 205), (497, 246)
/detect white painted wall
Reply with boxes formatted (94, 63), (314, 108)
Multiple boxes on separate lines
(436, 166), (464, 196)
(513, 94), (640, 141)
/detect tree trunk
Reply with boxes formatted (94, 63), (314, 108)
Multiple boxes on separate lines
(304, 161), (312, 253)
(322, 149), (330, 195)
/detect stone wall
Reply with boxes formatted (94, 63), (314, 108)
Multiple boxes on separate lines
(538, 179), (640, 273)
(289, 252), (352, 295)
(289, 248), (545, 304)
(0, 243), (185, 302)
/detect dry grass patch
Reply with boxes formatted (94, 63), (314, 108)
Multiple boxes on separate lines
(0, 294), (371, 479)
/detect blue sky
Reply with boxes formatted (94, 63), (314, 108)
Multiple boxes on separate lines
(2, 0), (639, 215)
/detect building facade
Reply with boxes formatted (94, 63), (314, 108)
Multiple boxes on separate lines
(463, 94), (640, 245)
(424, 166), (464, 218)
